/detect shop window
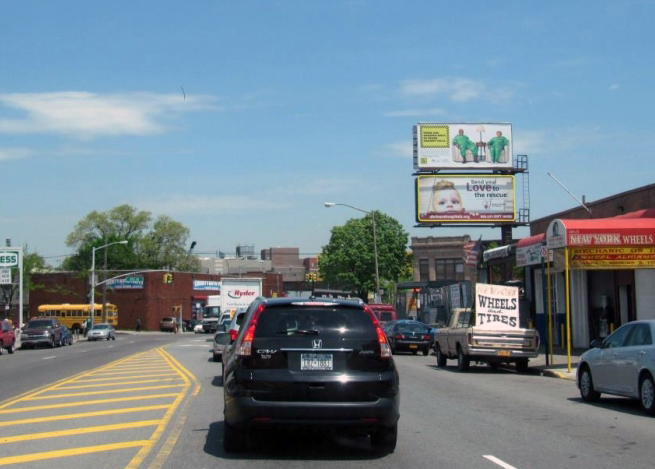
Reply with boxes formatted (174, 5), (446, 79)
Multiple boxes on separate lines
(435, 259), (465, 281)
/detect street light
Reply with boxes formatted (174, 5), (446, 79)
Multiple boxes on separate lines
(89, 240), (128, 327)
(324, 202), (381, 303)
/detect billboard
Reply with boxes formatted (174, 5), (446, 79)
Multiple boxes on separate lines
(413, 123), (513, 170)
(416, 175), (516, 223)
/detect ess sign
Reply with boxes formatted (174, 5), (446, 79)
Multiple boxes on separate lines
(0, 252), (19, 268)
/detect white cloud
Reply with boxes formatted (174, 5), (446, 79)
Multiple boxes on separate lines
(372, 141), (412, 159)
(513, 127), (607, 156)
(513, 130), (547, 155)
(0, 91), (216, 138)
(0, 147), (32, 161)
(141, 194), (286, 216)
(399, 77), (510, 103)
(384, 108), (445, 117)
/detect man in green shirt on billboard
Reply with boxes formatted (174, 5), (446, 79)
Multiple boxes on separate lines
(452, 129), (478, 163)
(487, 130), (510, 163)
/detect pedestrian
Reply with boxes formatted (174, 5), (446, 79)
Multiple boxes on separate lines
(136, 317), (141, 332)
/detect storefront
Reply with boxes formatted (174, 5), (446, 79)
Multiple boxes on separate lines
(545, 216), (655, 349)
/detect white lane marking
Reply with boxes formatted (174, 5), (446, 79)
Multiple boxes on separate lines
(43, 356), (56, 360)
(178, 344), (213, 347)
(483, 455), (519, 469)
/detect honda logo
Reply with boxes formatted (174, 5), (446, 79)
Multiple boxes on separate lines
(312, 339), (322, 349)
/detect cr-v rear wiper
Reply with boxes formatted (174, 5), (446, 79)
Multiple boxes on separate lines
(277, 329), (319, 335)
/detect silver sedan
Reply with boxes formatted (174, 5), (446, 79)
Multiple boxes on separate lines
(86, 323), (116, 341)
(577, 319), (655, 414)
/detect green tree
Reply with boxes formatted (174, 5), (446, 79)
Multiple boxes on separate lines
(62, 204), (199, 273)
(319, 211), (408, 301)
(0, 246), (49, 319)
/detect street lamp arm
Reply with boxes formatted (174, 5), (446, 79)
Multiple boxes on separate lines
(89, 240), (128, 327)
(324, 202), (369, 215)
(324, 202), (381, 303)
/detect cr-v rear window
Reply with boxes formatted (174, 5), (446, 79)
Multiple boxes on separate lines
(254, 305), (376, 339)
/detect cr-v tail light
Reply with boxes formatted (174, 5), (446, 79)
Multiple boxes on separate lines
(236, 304), (265, 357)
(229, 329), (239, 341)
(364, 306), (391, 358)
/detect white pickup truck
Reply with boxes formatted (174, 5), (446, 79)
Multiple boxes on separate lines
(434, 307), (540, 372)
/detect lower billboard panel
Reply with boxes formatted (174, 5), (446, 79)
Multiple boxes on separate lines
(416, 175), (516, 223)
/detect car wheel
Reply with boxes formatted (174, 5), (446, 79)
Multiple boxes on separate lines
(223, 420), (247, 452)
(516, 359), (529, 373)
(107, 336), (110, 341)
(371, 423), (397, 454)
(213, 352), (221, 362)
(112, 335), (116, 340)
(639, 374), (655, 415)
(457, 346), (470, 372)
(436, 345), (447, 367)
(422, 348), (429, 356)
(7, 342), (15, 354)
(579, 366), (601, 402)
(0, 345), (3, 355)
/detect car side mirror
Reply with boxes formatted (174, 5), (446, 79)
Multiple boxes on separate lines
(217, 324), (227, 332)
(590, 339), (603, 349)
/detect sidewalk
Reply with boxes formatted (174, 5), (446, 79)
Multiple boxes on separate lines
(528, 345), (586, 381)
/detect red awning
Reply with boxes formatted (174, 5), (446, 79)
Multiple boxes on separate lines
(547, 217), (655, 248)
(517, 233), (545, 248)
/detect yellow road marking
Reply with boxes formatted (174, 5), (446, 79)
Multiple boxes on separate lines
(0, 420), (161, 444)
(56, 378), (183, 390)
(24, 384), (185, 400)
(70, 373), (177, 383)
(0, 393), (178, 414)
(0, 441), (150, 466)
(0, 404), (170, 427)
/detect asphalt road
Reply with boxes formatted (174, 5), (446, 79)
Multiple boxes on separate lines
(2, 333), (655, 469)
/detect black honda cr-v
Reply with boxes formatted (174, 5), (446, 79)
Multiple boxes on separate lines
(222, 297), (400, 453)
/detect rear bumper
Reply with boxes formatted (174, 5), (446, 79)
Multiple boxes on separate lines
(225, 396), (400, 429)
(468, 347), (539, 360)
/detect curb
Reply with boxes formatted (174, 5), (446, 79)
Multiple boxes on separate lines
(541, 369), (575, 380)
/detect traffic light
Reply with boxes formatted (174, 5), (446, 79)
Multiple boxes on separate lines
(163, 273), (174, 284)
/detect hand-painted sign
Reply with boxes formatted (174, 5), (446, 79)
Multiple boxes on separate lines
(475, 283), (520, 331)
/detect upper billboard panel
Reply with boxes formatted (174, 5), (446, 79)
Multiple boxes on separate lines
(415, 175), (516, 223)
(413, 123), (513, 170)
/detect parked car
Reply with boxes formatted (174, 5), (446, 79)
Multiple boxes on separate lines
(160, 317), (179, 332)
(21, 317), (62, 349)
(226, 309), (248, 343)
(213, 324), (230, 362)
(222, 297), (399, 453)
(87, 323), (116, 341)
(368, 303), (398, 324)
(0, 319), (17, 355)
(60, 325), (74, 346)
(577, 319), (655, 414)
(383, 319), (431, 356)
(194, 322), (205, 334)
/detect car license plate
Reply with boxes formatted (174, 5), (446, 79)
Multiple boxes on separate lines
(497, 349), (511, 357)
(301, 353), (333, 371)
(409, 344), (418, 349)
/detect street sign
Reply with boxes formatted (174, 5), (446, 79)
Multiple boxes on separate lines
(0, 269), (10, 284)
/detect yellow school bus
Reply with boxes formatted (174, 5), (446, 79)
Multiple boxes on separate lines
(36, 304), (119, 333)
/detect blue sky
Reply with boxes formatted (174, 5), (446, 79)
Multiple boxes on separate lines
(2, 0), (653, 265)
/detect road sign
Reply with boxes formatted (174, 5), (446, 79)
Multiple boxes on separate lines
(0, 269), (10, 284)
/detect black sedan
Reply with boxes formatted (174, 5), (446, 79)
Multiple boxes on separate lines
(383, 320), (431, 356)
